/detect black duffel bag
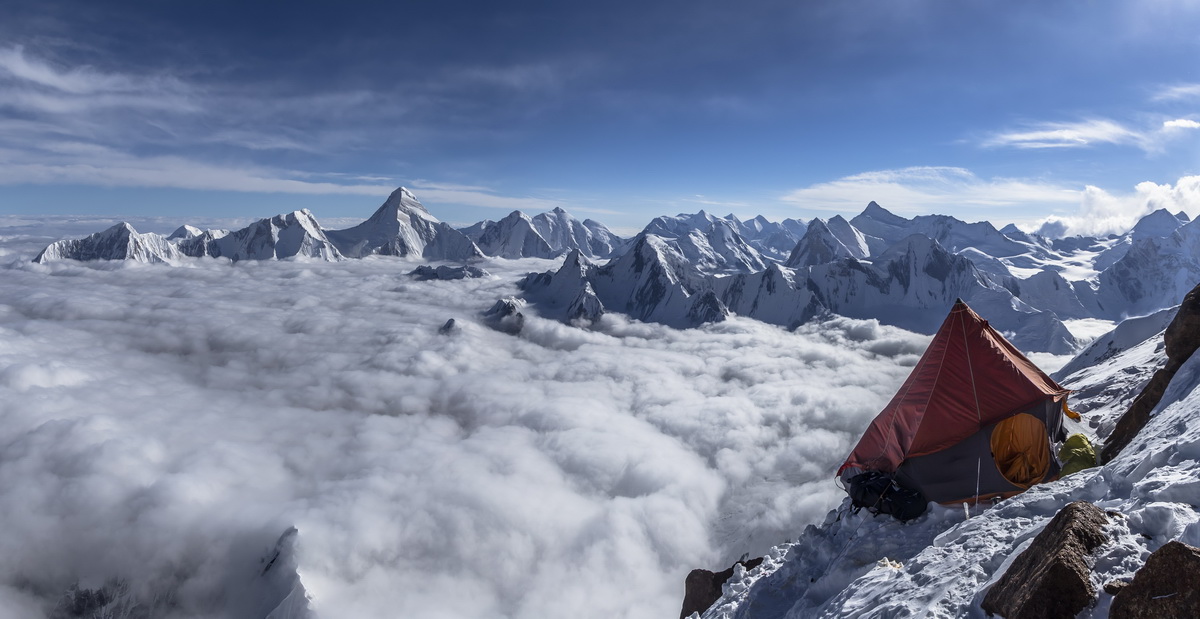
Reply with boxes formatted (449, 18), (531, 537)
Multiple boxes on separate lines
(847, 471), (928, 522)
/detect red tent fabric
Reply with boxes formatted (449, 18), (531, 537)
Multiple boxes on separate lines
(838, 300), (1068, 477)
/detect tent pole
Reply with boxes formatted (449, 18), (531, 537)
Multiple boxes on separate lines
(975, 457), (981, 508)
(961, 310), (984, 508)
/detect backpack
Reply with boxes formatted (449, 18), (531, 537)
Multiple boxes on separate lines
(847, 471), (928, 522)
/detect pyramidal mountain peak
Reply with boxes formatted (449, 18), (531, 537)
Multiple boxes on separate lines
(326, 188), (481, 260)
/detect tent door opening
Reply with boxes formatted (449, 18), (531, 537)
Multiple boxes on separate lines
(990, 413), (1050, 488)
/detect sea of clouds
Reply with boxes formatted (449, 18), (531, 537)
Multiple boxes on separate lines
(0, 221), (929, 618)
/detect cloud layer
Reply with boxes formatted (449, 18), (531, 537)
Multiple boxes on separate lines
(0, 228), (927, 618)
(1033, 176), (1200, 237)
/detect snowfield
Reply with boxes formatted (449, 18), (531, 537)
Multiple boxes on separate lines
(701, 296), (1197, 618)
(0, 224), (930, 618)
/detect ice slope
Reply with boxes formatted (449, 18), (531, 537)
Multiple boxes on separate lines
(326, 187), (482, 261)
(700, 311), (1200, 619)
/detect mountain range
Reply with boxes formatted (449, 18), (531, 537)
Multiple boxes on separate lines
(33, 188), (1200, 354)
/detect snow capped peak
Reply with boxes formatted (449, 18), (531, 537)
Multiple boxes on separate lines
(35, 222), (184, 264)
(467, 207), (623, 259)
(825, 215), (870, 259)
(1176, 210), (1191, 223)
(474, 210), (554, 259)
(371, 186), (437, 225)
(848, 202), (911, 252)
(214, 210), (342, 262)
(786, 218), (859, 267)
(325, 189), (481, 260)
(859, 201), (909, 225)
(168, 224), (203, 240)
(1130, 207), (1184, 240)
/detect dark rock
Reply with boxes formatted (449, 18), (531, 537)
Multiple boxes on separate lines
(1105, 580), (1131, 595)
(1109, 541), (1200, 618)
(1103, 283), (1200, 461)
(438, 318), (457, 335)
(686, 290), (730, 326)
(680, 557), (763, 619)
(981, 501), (1108, 619)
(1101, 368), (1174, 463)
(51, 579), (147, 619)
(408, 265), (489, 281)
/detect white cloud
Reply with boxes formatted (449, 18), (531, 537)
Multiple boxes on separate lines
(781, 166), (1080, 213)
(408, 182), (568, 213)
(683, 195), (752, 209)
(1031, 176), (1200, 237)
(0, 45), (197, 113)
(0, 155), (397, 197)
(1163, 118), (1200, 130)
(983, 119), (1145, 149)
(0, 239), (927, 618)
(1153, 82), (1200, 101)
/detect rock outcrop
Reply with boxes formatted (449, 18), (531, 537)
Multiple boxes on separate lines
(980, 501), (1108, 619)
(483, 298), (526, 335)
(408, 265), (489, 281)
(679, 557), (763, 619)
(1109, 541), (1200, 618)
(1102, 282), (1200, 461)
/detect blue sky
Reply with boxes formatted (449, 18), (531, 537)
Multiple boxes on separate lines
(2, 0), (1200, 235)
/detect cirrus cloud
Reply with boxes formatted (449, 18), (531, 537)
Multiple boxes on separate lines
(780, 166), (1080, 213)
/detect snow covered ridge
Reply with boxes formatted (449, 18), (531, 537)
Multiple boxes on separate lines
(516, 204), (1200, 354)
(695, 285), (1200, 618)
(31, 187), (626, 264)
(31, 192), (1200, 353)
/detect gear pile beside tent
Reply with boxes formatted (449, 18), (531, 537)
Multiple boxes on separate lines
(838, 299), (1076, 520)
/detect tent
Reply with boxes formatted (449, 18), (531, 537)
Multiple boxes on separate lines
(838, 299), (1072, 506)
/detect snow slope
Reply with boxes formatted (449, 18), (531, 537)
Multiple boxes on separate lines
(701, 305), (1200, 619)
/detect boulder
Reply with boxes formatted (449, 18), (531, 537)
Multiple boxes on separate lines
(981, 501), (1108, 619)
(679, 557), (763, 619)
(1109, 541), (1200, 619)
(1103, 283), (1200, 461)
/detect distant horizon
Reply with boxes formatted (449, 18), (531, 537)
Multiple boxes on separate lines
(2, 185), (1182, 241)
